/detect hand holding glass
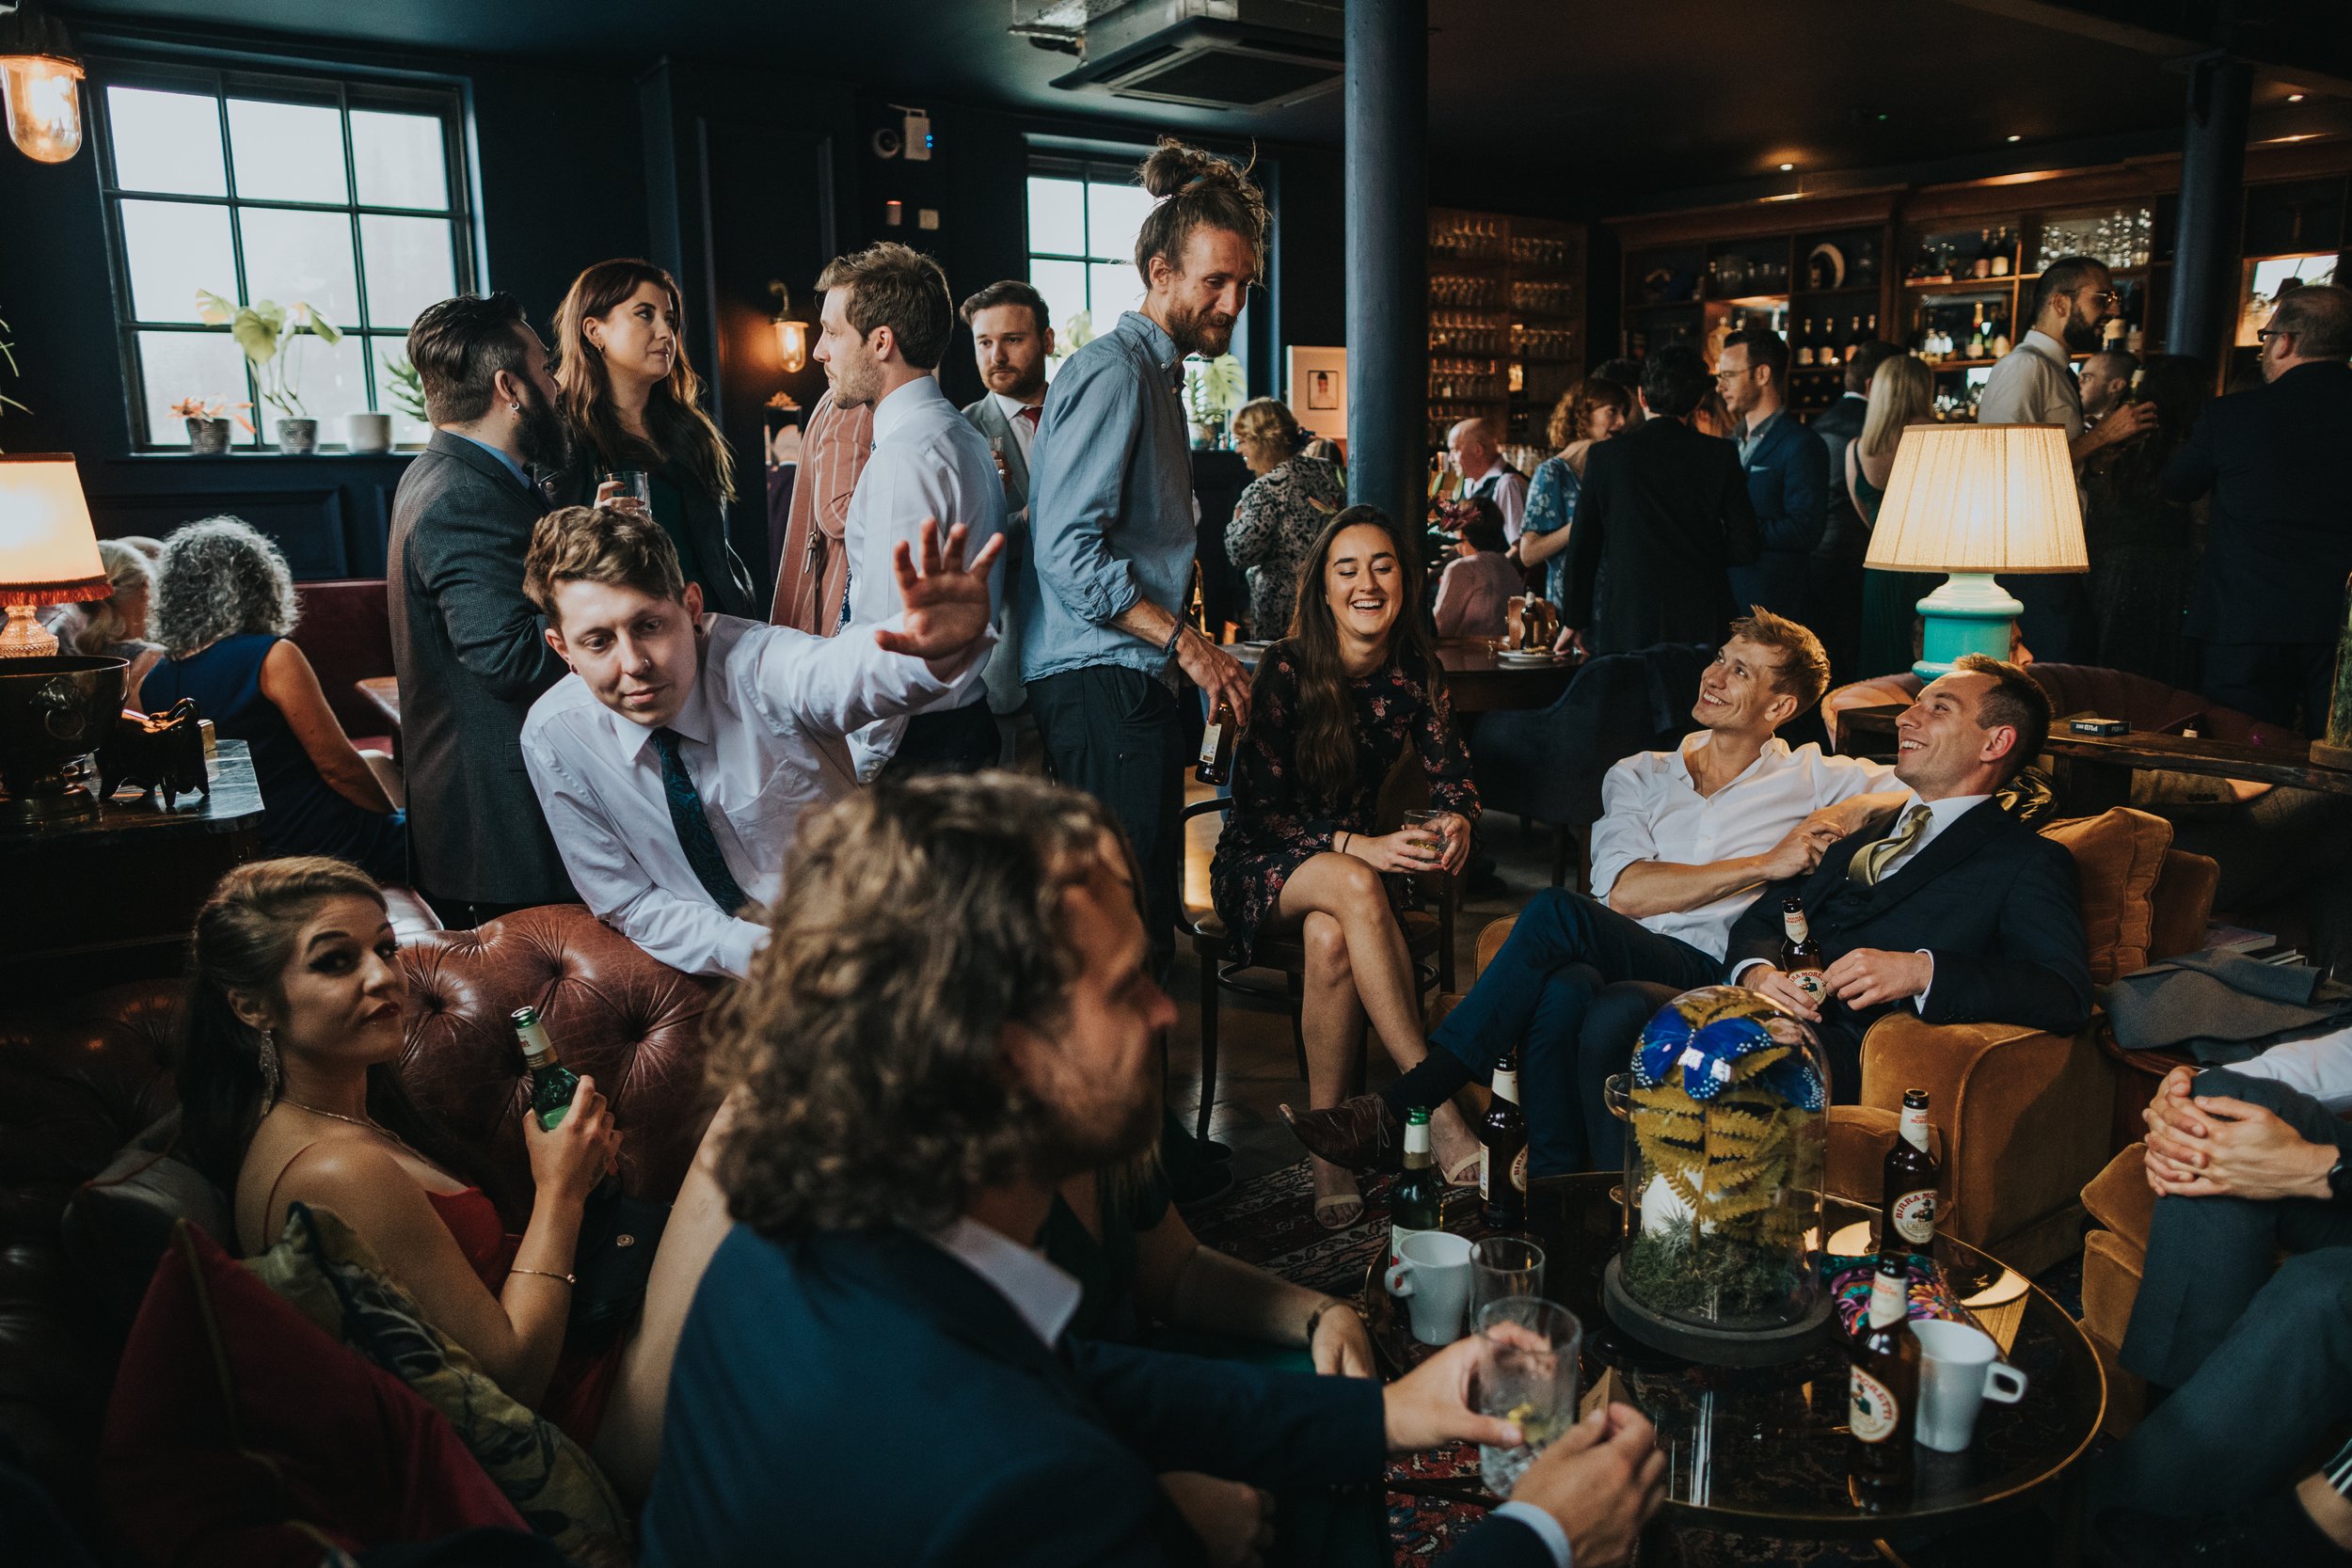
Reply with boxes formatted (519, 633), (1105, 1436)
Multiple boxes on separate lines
(597, 468), (653, 516)
(1473, 1297), (1581, 1497)
(1402, 808), (1449, 867)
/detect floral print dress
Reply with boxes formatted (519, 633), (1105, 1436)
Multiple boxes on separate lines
(1210, 643), (1480, 965)
(1224, 455), (1345, 638)
(1522, 453), (1581, 610)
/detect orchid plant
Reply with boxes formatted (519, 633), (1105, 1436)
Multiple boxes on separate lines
(167, 395), (255, 435)
(195, 291), (342, 420)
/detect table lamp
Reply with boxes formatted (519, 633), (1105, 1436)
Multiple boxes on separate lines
(1862, 423), (2084, 678)
(0, 452), (106, 657)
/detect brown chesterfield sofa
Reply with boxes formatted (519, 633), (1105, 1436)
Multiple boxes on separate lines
(0, 904), (720, 1528)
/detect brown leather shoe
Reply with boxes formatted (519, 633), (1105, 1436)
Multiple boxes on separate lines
(1279, 1096), (1405, 1173)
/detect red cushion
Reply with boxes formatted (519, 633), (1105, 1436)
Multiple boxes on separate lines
(97, 1221), (523, 1567)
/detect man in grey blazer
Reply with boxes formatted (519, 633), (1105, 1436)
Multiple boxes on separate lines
(387, 293), (577, 925)
(959, 279), (1051, 732)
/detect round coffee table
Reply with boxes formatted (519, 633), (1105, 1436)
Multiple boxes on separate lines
(1362, 1174), (2105, 1553)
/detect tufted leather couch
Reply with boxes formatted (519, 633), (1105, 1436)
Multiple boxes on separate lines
(0, 903), (720, 1523)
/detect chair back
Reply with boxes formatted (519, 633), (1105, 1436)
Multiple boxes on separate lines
(1470, 641), (1714, 827)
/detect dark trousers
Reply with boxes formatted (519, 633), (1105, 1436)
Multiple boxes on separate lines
(1807, 543), (1866, 687)
(1428, 889), (1722, 1175)
(2197, 639), (2338, 736)
(880, 698), (1000, 781)
(1027, 665), (1185, 982)
(2103, 1069), (2352, 1514)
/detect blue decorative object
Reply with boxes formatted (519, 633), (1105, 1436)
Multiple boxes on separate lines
(1633, 984), (1827, 1113)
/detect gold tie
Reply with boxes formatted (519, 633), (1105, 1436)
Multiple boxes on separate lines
(1851, 804), (1931, 889)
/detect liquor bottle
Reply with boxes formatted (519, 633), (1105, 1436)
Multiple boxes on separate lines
(1850, 315), (1867, 353)
(1389, 1107), (1443, 1277)
(1777, 897), (1829, 1006)
(1794, 318), (1816, 368)
(1990, 313), (2012, 357)
(1849, 1250), (1921, 1499)
(1990, 225), (2012, 277)
(1195, 698), (1236, 785)
(1481, 1049), (1528, 1229)
(1820, 320), (1841, 368)
(1882, 1088), (1940, 1249)
(1971, 228), (1993, 279)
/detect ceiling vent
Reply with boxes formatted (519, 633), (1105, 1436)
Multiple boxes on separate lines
(1037, 0), (1343, 111)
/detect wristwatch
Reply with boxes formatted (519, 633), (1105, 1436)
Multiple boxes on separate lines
(2329, 1154), (2351, 1206)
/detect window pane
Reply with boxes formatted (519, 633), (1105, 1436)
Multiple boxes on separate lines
(135, 330), (250, 446)
(373, 336), (431, 444)
(1087, 180), (1153, 263)
(359, 213), (455, 330)
(350, 109), (448, 210)
(258, 328), (366, 430)
(239, 207), (360, 332)
(106, 86), (226, 197)
(1088, 261), (1141, 321)
(1029, 259), (1089, 341)
(119, 198), (238, 323)
(227, 98), (349, 203)
(1027, 176), (1085, 257)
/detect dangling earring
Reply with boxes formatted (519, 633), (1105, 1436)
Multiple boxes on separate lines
(258, 1027), (281, 1110)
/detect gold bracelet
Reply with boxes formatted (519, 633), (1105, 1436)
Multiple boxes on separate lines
(508, 1266), (576, 1287)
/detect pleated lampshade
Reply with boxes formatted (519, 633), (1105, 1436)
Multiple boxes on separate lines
(1863, 423), (2086, 575)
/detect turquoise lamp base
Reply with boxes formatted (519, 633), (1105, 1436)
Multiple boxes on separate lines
(1911, 572), (2024, 679)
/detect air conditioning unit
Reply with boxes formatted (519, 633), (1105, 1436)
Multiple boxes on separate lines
(1046, 0), (1343, 112)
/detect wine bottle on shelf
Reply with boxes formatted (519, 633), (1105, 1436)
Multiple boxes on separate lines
(1795, 318), (1815, 368)
(1850, 315), (1867, 354)
(1971, 228), (1993, 279)
(1820, 321), (1840, 368)
(1990, 313), (2012, 357)
(1991, 225), (2012, 277)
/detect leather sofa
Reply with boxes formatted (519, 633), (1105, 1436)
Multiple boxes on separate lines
(0, 903), (719, 1528)
(289, 578), (395, 752)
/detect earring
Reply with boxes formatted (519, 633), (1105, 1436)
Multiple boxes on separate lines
(508, 402), (521, 414)
(258, 1027), (281, 1110)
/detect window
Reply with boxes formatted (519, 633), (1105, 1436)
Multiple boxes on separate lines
(92, 62), (474, 451)
(1025, 155), (1152, 367)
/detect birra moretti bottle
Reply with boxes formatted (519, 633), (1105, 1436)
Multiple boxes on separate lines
(1849, 1251), (1920, 1498)
(512, 1006), (580, 1132)
(1389, 1108), (1443, 1278)
(1778, 898), (1828, 1006)
(1882, 1088), (1940, 1250)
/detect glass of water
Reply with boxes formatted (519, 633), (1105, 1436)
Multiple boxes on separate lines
(1473, 1296), (1581, 1497)
(1469, 1235), (1546, 1320)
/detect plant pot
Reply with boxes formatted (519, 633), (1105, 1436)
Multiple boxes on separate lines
(185, 418), (232, 455)
(344, 412), (392, 454)
(275, 418), (319, 456)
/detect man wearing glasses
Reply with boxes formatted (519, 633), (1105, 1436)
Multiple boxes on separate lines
(1715, 325), (1829, 627)
(1976, 254), (2159, 660)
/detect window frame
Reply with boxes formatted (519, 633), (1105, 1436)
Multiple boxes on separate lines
(1025, 152), (1152, 338)
(88, 55), (479, 453)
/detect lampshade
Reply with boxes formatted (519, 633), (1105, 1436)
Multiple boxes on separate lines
(0, 3), (85, 164)
(1863, 423), (2086, 575)
(0, 453), (105, 603)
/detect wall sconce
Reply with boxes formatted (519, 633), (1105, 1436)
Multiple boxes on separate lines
(768, 280), (808, 374)
(0, 3), (85, 165)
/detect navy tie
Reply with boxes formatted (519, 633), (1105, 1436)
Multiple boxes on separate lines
(650, 727), (749, 915)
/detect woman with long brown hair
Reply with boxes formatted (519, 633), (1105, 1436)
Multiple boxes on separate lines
(548, 259), (756, 617)
(1209, 507), (1482, 1227)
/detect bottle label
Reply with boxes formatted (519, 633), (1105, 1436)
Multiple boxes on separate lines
(1403, 1117), (1433, 1159)
(1849, 1366), (1899, 1443)
(1789, 969), (1828, 1004)
(1868, 1269), (1909, 1328)
(1892, 1190), (1936, 1245)
(1513, 1146), (1528, 1195)
(1899, 1106), (1931, 1153)
(1196, 722), (1224, 769)
(1782, 911), (1811, 944)
(1491, 1069), (1519, 1106)
(1480, 1146), (1494, 1200)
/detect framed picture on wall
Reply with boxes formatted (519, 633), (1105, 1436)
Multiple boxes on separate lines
(1286, 345), (1346, 439)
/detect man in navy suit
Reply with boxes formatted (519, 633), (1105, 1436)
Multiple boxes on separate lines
(1722, 653), (2093, 1096)
(2164, 282), (2352, 733)
(642, 775), (1665, 1568)
(1716, 326), (1829, 627)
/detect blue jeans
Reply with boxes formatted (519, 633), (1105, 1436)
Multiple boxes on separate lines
(1430, 889), (1722, 1175)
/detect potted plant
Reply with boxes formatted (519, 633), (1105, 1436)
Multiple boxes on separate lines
(384, 354), (428, 425)
(345, 409), (392, 454)
(1184, 352), (1246, 449)
(167, 395), (254, 454)
(196, 290), (342, 455)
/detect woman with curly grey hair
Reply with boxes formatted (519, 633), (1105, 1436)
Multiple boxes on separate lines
(143, 517), (407, 882)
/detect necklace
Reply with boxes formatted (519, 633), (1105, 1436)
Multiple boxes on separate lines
(279, 1098), (428, 1164)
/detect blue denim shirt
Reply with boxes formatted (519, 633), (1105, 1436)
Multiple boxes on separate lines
(1019, 310), (1195, 685)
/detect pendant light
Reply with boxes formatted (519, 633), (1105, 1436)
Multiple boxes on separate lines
(0, 2), (85, 165)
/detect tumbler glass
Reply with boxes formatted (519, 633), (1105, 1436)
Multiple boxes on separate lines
(1469, 1235), (1546, 1321)
(1473, 1296), (1582, 1497)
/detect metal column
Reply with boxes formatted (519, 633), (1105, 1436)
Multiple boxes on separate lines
(1344, 0), (1428, 533)
(2164, 54), (2252, 369)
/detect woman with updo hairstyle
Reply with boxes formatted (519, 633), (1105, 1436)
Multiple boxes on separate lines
(546, 258), (756, 618)
(1518, 377), (1632, 610)
(1224, 396), (1345, 638)
(177, 855), (737, 1498)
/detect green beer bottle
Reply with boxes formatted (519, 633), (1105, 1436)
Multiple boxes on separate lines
(1388, 1107), (1443, 1277)
(513, 1006), (581, 1132)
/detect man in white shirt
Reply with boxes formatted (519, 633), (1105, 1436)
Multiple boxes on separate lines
(517, 504), (1001, 978)
(959, 278), (1053, 737)
(818, 242), (1007, 781)
(1283, 609), (1906, 1178)
(1447, 417), (1528, 543)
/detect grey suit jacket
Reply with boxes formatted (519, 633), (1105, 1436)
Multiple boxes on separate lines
(387, 432), (575, 905)
(961, 393), (1036, 716)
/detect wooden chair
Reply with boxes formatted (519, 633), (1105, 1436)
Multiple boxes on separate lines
(1182, 796), (1455, 1143)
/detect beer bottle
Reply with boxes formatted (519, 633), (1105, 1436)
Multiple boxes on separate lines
(513, 1006), (580, 1132)
(1481, 1050), (1528, 1229)
(1389, 1107), (1443, 1278)
(1882, 1088), (1940, 1251)
(1849, 1249), (1920, 1500)
(1777, 897), (1828, 1007)
(1195, 697), (1236, 785)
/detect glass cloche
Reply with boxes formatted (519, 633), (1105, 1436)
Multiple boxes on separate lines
(1603, 985), (1833, 1366)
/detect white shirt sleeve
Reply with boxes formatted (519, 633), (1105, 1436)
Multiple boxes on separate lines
(1587, 754), (1661, 905)
(521, 736), (765, 978)
(2227, 1025), (2352, 1113)
(1496, 470), (1530, 542)
(1812, 751), (1903, 804)
(742, 618), (988, 740)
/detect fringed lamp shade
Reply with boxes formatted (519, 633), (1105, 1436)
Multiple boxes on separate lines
(0, 454), (105, 657)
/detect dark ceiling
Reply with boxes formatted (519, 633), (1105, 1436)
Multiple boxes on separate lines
(58, 0), (2347, 212)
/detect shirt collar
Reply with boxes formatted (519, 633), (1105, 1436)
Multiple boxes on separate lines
(926, 1215), (1082, 1348)
(1118, 310), (1185, 388)
(613, 620), (714, 759)
(447, 430), (534, 493)
(1912, 792), (1990, 834)
(1672, 729), (1789, 787)
(871, 373), (948, 445)
(1739, 408), (1782, 448)
(2021, 329), (2074, 370)
(991, 390), (1042, 420)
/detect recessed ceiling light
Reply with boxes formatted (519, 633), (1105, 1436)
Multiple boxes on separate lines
(2288, 92), (2306, 103)
(1778, 162), (1794, 171)
(2007, 134), (2022, 142)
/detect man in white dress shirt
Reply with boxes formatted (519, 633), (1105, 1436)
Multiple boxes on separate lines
(1447, 417), (1529, 544)
(818, 242), (1007, 781)
(1283, 609), (1907, 1177)
(517, 504), (1000, 978)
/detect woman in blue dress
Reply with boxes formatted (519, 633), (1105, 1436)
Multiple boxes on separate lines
(143, 518), (407, 883)
(1518, 376), (1631, 610)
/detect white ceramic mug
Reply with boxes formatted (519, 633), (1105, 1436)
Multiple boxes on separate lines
(1910, 1319), (2028, 1451)
(1384, 1229), (1474, 1345)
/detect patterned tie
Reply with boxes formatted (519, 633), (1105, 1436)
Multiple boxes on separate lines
(650, 728), (749, 914)
(1850, 803), (1931, 889)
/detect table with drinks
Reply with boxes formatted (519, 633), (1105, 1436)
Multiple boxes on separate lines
(1367, 1083), (2105, 1560)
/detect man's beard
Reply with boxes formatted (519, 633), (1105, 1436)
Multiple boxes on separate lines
(987, 360), (1046, 402)
(1165, 298), (1236, 359)
(513, 380), (568, 470)
(1025, 1073), (1163, 1187)
(2059, 307), (2105, 354)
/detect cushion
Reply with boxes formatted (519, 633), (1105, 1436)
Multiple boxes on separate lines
(246, 1203), (630, 1568)
(2039, 808), (2173, 984)
(59, 1108), (233, 1337)
(98, 1220), (524, 1568)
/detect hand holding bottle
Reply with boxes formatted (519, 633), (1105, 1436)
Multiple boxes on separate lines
(525, 1074), (620, 1207)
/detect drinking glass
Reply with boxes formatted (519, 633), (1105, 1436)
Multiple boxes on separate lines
(1401, 808), (1448, 868)
(1473, 1296), (1582, 1497)
(600, 467), (653, 515)
(1469, 1235), (1546, 1319)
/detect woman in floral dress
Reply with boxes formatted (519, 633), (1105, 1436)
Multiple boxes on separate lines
(1224, 398), (1345, 638)
(1211, 507), (1482, 1227)
(1518, 377), (1631, 610)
